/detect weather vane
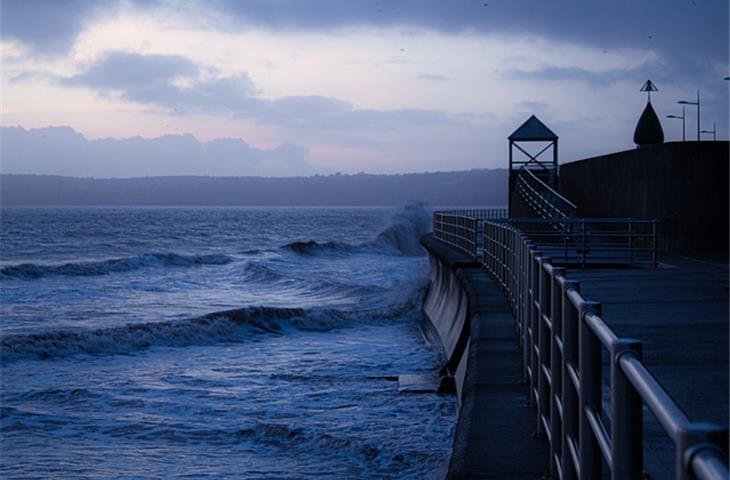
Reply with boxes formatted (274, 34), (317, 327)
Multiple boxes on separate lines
(640, 79), (658, 102)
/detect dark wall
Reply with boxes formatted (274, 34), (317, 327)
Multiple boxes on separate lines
(558, 141), (729, 253)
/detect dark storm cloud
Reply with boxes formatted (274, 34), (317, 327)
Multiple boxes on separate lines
(0, 0), (108, 52)
(206, 0), (729, 65)
(4, 0), (727, 66)
(61, 52), (459, 131)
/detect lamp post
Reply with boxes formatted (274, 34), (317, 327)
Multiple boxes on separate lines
(678, 90), (700, 141)
(700, 122), (716, 141)
(666, 107), (686, 142)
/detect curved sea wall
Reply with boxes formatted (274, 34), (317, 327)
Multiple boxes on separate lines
(421, 235), (547, 479)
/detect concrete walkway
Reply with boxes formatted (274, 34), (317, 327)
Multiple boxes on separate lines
(565, 253), (729, 478)
(422, 236), (549, 479)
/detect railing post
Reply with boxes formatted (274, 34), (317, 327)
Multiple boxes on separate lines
(611, 338), (643, 480)
(528, 249), (542, 406)
(537, 256), (552, 437)
(579, 301), (602, 480)
(561, 281), (580, 480)
(550, 267), (566, 477)
(676, 423), (729, 480)
(522, 240), (534, 383)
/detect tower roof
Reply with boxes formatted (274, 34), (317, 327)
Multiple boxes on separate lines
(633, 102), (664, 146)
(508, 115), (558, 141)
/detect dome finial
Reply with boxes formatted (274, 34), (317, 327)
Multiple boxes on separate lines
(640, 79), (658, 102)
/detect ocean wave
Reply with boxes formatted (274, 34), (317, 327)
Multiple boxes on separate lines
(1, 298), (422, 363)
(240, 262), (386, 299)
(283, 201), (431, 257)
(0, 253), (234, 280)
(282, 240), (359, 256)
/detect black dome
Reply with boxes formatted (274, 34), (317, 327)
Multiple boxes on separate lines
(633, 102), (664, 146)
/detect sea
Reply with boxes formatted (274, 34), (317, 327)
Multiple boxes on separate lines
(0, 204), (456, 479)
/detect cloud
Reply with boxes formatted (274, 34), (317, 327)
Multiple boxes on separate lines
(64, 52), (200, 89)
(0, 0), (100, 53)
(5, 0), (726, 69)
(58, 51), (461, 132)
(0, 126), (311, 177)
(207, 0), (727, 63)
(503, 67), (648, 86)
(418, 73), (449, 82)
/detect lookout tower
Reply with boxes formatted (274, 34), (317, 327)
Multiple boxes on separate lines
(508, 115), (559, 215)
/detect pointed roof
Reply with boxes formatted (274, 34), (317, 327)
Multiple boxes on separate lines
(508, 115), (558, 141)
(633, 102), (664, 146)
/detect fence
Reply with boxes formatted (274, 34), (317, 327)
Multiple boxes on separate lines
(481, 219), (728, 480)
(507, 217), (658, 268)
(432, 209), (507, 257)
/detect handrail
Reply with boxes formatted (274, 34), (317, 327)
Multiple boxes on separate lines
(521, 166), (578, 211)
(479, 219), (728, 480)
(505, 217), (659, 268)
(432, 209), (507, 258)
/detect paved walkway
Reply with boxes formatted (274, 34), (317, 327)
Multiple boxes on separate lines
(422, 236), (549, 479)
(566, 253), (729, 478)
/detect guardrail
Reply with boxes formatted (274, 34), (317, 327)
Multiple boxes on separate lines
(481, 219), (729, 480)
(517, 166), (578, 221)
(433, 209), (507, 258)
(507, 217), (658, 268)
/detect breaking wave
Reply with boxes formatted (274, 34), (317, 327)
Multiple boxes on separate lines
(1, 296), (422, 363)
(0, 253), (234, 280)
(283, 201), (431, 257)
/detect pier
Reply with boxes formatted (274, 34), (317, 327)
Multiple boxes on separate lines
(422, 116), (729, 479)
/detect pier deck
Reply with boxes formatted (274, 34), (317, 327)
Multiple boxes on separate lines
(566, 253), (729, 478)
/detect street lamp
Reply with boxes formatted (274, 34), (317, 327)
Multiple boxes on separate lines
(666, 107), (686, 142)
(700, 122), (716, 141)
(678, 89), (700, 141)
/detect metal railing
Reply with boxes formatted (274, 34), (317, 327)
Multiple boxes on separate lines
(481, 220), (729, 480)
(432, 209), (507, 258)
(517, 166), (578, 221)
(507, 217), (658, 268)
(442, 208), (508, 220)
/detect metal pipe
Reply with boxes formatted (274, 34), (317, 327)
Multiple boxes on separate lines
(692, 448), (730, 480)
(619, 354), (690, 440)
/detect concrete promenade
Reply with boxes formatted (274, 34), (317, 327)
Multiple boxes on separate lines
(422, 235), (549, 479)
(424, 230), (728, 478)
(566, 253), (729, 478)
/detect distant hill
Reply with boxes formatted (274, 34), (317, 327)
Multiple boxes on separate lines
(0, 170), (507, 206)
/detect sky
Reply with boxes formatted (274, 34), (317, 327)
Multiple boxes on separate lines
(1, 0), (728, 177)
